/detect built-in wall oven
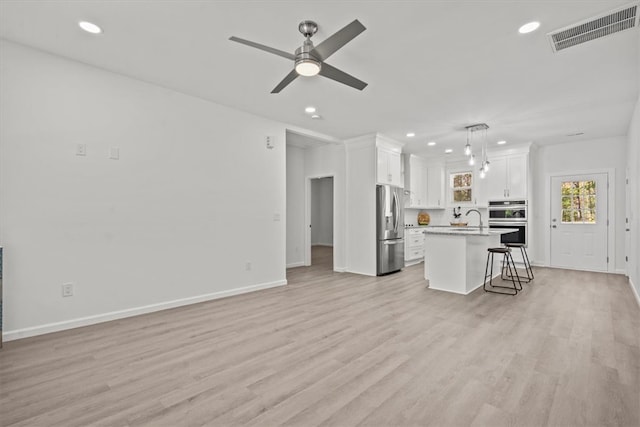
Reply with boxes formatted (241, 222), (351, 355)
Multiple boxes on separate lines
(488, 200), (528, 246)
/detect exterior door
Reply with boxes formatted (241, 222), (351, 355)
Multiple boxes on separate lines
(550, 173), (608, 271)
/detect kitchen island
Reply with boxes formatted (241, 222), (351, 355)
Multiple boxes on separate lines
(422, 227), (518, 295)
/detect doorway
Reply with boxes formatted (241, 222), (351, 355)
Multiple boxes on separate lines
(308, 176), (334, 268)
(550, 172), (609, 271)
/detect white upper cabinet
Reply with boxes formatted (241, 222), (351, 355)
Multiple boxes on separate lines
(404, 156), (445, 209)
(484, 153), (528, 200)
(426, 163), (445, 208)
(404, 155), (428, 207)
(377, 145), (403, 187)
(507, 154), (528, 199)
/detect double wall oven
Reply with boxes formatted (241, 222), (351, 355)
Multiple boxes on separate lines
(488, 200), (528, 246)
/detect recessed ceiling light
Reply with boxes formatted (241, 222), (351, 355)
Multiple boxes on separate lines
(78, 21), (102, 34)
(497, 140), (507, 145)
(427, 141), (436, 146)
(406, 132), (415, 137)
(305, 106), (316, 114)
(311, 114), (321, 120)
(444, 148), (453, 154)
(519, 21), (540, 34)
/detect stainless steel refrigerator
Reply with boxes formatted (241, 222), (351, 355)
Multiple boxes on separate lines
(376, 184), (404, 275)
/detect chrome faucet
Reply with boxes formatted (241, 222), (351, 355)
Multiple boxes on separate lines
(466, 209), (483, 229)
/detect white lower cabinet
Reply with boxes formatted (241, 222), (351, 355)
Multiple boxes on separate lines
(405, 228), (425, 265)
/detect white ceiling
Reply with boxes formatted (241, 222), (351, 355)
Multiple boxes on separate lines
(1, 1), (638, 156)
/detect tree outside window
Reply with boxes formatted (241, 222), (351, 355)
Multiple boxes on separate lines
(561, 180), (596, 223)
(450, 171), (473, 203)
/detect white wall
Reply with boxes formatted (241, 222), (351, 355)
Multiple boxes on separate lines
(0, 41), (288, 339)
(626, 93), (639, 300)
(345, 136), (377, 276)
(311, 177), (333, 246)
(286, 145), (305, 267)
(531, 137), (628, 272)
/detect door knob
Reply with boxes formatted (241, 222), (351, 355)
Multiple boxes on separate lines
(552, 225), (557, 228)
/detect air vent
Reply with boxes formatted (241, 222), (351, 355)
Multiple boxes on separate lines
(547, 3), (638, 52)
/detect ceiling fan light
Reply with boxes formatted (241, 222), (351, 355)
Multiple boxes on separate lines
(295, 59), (321, 76)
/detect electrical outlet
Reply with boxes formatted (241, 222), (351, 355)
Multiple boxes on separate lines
(62, 283), (74, 297)
(245, 262), (252, 271)
(76, 144), (87, 156)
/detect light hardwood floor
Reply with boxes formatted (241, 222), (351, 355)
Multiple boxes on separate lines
(1, 246), (638, 426)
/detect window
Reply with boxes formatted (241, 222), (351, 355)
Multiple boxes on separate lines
(561, 180), (596, 223)
(450, 171), (473, 203)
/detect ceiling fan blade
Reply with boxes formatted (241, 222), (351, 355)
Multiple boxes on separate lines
(229, 36), (295, 60)
(271, 69), (299, 93)
(319, 63), (367, 91)
(311, 19), (366, 61)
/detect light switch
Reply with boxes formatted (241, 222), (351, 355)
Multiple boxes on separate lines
(109, 147), (119, 160)
(76, 144), (86, 156)
(273, 213), (281, 221)
(266, 136), (274, 149)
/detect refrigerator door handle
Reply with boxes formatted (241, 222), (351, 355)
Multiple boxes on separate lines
(393, 191), (399, 232)
(383, 240), (401, 245)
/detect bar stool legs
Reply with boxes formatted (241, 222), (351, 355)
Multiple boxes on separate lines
(484, 247), (522, 295)
(502, 243), (534, 283)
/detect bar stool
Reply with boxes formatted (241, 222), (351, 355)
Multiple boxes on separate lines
(484, 247), (522, 295)
(502, 243), (534, 283)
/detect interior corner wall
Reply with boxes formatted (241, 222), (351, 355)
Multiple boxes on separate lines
(286, 145), (305, 267)
(345, 141), (377, 276)
(531, 136), (627, 271)
(304, 145), (346, 270)
(626, 93), (640, 298)
(0, 41), (288, 339)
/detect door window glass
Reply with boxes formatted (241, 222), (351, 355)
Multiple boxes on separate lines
(560, 180), (596, 223)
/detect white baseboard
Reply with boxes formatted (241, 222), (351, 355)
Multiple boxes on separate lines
(286, 261), (305, 268)
(346, 269), (376, 276)
(334, 266), (347, 272)
(615, 268), (627, 275)
(3, 279), (287, 342)
(630, 278), (640, 309)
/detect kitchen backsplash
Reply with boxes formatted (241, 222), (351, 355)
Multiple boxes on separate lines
(404, 208), (487, 227)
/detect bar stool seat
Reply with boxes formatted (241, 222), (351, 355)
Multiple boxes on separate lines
(503, 243), (534, 282)
(484, 247), (522, 295)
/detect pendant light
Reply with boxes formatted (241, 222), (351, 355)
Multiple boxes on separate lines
(465, 123), (490, 179)
(464, 132), (472, 156)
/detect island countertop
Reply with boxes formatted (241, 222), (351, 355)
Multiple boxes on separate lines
(421, 227), (518, 236)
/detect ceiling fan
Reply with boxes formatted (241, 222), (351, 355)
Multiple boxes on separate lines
(229, 19), (368, 93)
